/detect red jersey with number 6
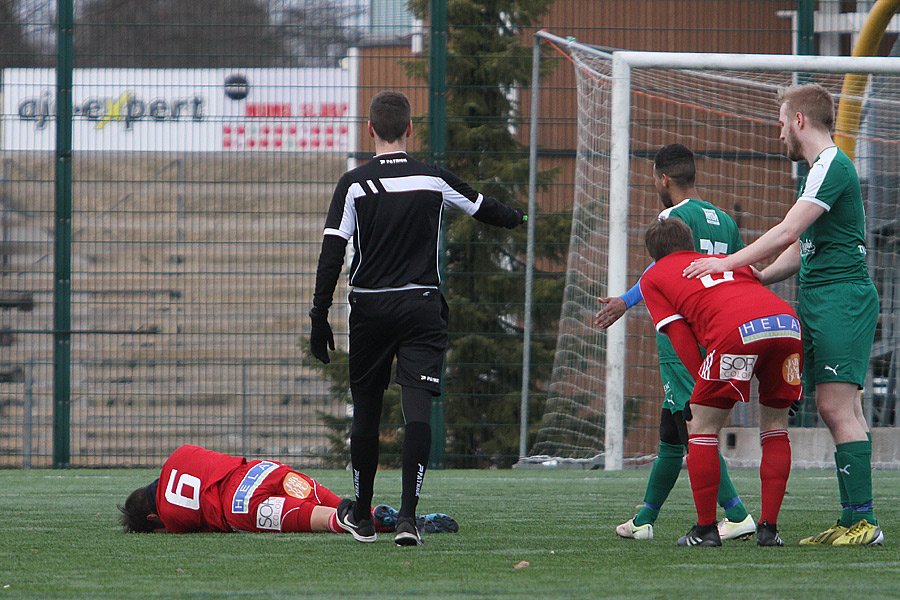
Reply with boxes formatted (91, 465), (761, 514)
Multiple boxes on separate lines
(154, 444), (340, 534)
(639, 251), (797, 346)
(155, 445), (250, 533)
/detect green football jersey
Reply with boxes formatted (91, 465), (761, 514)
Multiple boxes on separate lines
(655, 198), (744, 363)
(796, 146), (871, 287)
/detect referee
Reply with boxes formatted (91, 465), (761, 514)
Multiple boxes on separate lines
(309, 91), (525, 546)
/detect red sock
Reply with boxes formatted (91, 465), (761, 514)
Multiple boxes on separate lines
(686, 434), (720, 526)
(328, 511), (342, 533)
(759, 429), (791, 524)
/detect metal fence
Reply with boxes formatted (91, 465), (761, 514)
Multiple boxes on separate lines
(1, 0), (849, 468)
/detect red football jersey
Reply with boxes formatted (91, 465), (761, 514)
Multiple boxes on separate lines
(155, 445), (252, 533)
(155, 445), (342, 534)
(639, 251), (797, 348)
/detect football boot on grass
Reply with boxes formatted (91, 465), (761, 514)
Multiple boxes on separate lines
(718, 514), (756, 541)
(616, 517), (654, 540)
(676, 523), (722, 547)
(831, 520), (884, 546)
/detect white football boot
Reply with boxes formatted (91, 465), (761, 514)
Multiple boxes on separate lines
(717, 514), (756, 541)
(616, 517), (653, 540)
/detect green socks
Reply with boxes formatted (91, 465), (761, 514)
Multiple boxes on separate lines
(633, 441), (748, 527)
(634, 441), (684, 526)
(718, 452), (749, 523)
(835, 449), (852, 526)
(835, 439), (876, 526)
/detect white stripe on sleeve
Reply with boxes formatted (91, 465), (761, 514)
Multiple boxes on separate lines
(656, 314), (684, 332)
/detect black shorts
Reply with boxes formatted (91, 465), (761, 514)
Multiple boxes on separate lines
(348, 288), (449, 395)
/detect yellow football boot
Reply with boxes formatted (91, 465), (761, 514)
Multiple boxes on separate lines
(798, 523), (848, 545)
(831, 519), (884, 546)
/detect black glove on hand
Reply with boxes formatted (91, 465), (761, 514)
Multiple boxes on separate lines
(788, 398), (802, 418)
(682, 403), (693, 422)
(510, 207), (527, 228)
(309, 308), (335, 364)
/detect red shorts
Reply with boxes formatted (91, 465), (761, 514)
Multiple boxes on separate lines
(223, 462), (342, 533)
(691, 315), (803, 410)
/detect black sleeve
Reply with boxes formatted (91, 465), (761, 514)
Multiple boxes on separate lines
(323, 174), (351, 233)
(312, 234), (348, 313)
(472, 196), (525, 229)
(437, 166), (524, 229)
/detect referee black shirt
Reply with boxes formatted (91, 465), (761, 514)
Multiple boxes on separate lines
(313, 151), (523, 311)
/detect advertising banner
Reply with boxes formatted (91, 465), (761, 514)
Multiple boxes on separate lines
(2, 68), (355, 152)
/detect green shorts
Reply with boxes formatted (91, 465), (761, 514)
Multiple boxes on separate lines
(658, 360), (695, 413)
(797, 281), (878, 389)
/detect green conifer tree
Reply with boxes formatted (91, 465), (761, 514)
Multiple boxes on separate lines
(310, 1), (568, 467)
(407, 0), (566, 467)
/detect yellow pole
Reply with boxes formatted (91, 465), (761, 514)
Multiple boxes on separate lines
(834, 0), (900, 159)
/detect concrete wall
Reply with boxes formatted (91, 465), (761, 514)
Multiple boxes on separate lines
(721, 427), (900, 469)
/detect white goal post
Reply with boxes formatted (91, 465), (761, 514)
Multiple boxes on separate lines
(521, 31), (900, 470)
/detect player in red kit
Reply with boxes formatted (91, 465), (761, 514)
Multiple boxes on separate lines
(119, 445), (458, 536)
(640, 219), (802, 547)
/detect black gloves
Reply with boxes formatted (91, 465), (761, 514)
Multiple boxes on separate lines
(788, 398), (802, 418)
(309, 307), (335, 364)
(510, 208), (527, 228)
(473, 198), (527, 229)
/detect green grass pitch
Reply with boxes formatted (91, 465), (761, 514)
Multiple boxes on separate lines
(1, 468), (899, 599)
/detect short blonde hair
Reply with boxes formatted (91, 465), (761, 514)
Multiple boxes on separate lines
(776, 83), (834, 132)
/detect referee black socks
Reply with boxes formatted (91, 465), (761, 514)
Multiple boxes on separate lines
(400, 421), (431, 518)
(350, 433), (380, 522)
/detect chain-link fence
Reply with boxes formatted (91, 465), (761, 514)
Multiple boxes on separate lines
(2, 1), (851, 468)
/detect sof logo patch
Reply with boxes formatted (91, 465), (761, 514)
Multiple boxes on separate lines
(283, 472), (313, 499)
(720, 354), (757, 381)
(782, 353), (802, 385)
(256, 497), (285, 531)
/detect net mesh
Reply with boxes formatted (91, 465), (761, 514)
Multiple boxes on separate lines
(528, 45), (900, 467)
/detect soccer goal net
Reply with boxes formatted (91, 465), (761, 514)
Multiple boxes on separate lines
(523, 32), (900, 470)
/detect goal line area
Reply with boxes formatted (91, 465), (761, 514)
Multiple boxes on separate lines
(520, 32), (900, 470)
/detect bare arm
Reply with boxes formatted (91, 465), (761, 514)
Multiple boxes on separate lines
(594, 296), (627, 329)
(594, 267), (653, 329)
(683, 200), (824, 279)
(758, 241), (802, 285)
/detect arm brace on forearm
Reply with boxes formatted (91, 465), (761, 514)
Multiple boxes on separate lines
(620, 263), (655, 308)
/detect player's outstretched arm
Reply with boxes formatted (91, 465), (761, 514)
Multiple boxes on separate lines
(438, 168), (525, 229)
(758, 242), (801, 285)
(595, 267), (652, 329)
(594, 296), (627, 329)
(473, 197), (526, 229)
(683, 201), (823, 279)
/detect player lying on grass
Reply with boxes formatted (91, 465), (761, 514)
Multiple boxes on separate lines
(640, 218), (802, 547)
(118, 444), (458, 538)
